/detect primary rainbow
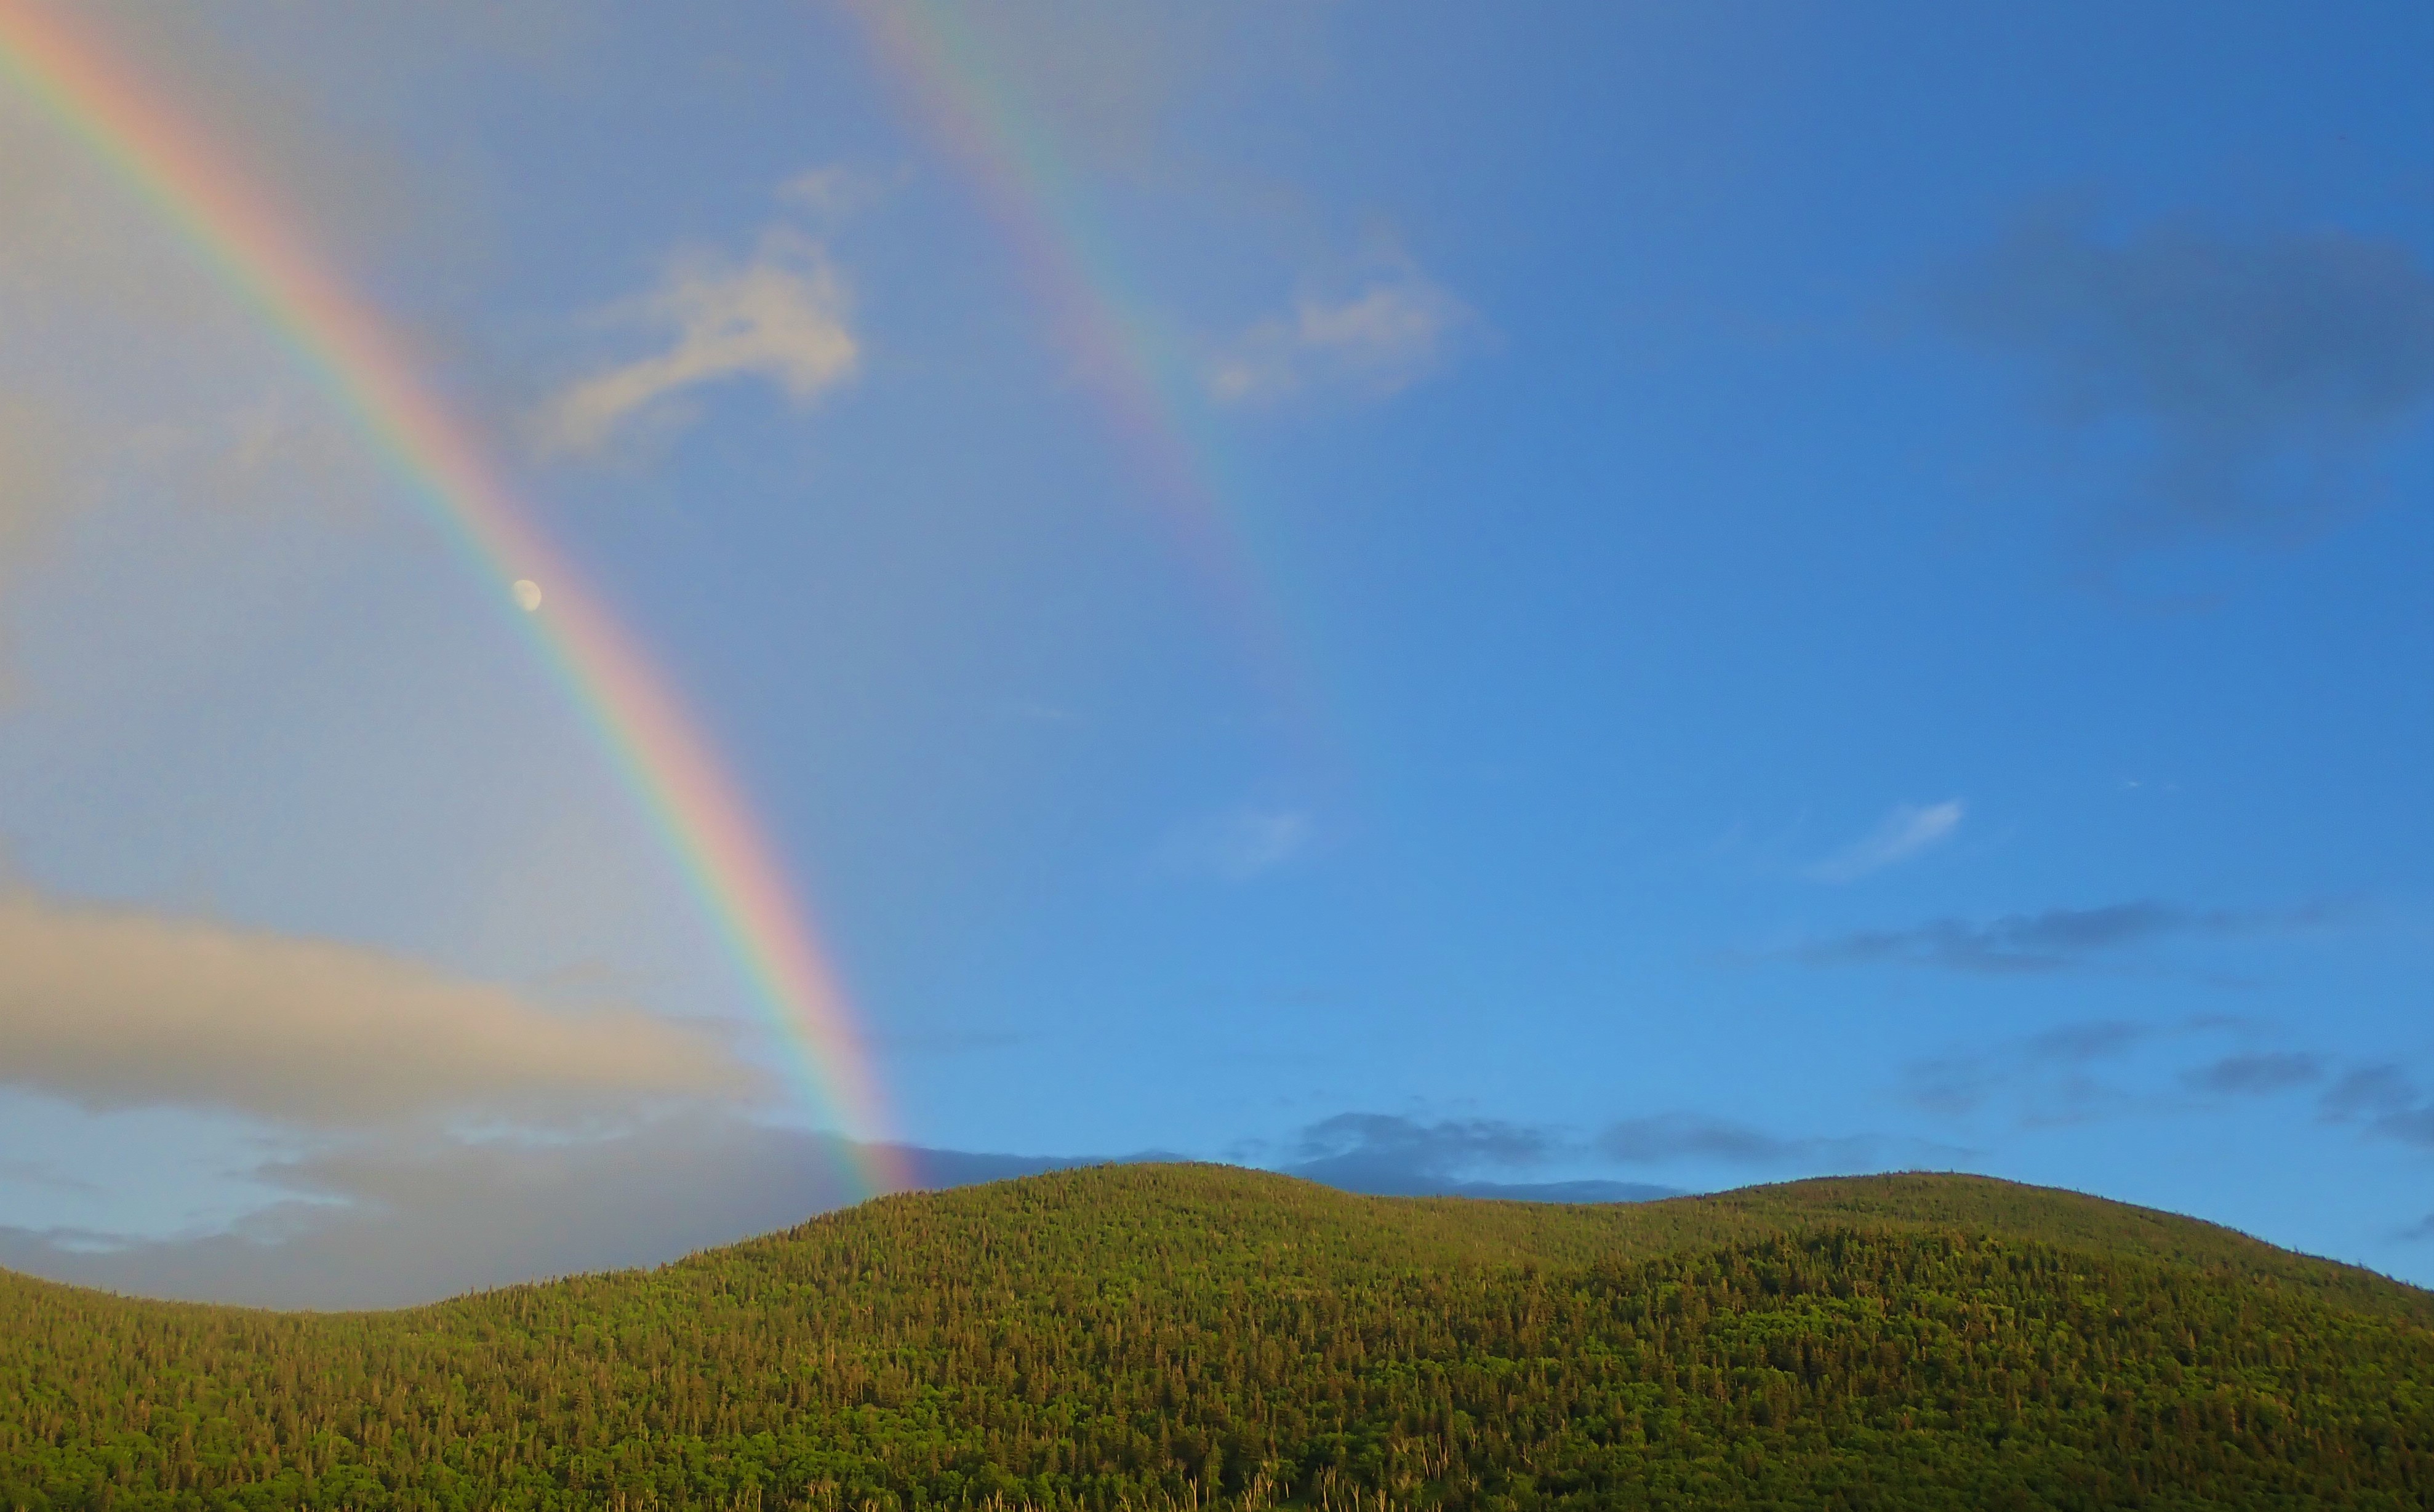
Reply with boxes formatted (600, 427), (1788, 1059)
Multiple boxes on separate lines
(0, 1), (910, 1193)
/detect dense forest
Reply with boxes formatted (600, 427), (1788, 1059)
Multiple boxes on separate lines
(4, 1165), (2430, 1511)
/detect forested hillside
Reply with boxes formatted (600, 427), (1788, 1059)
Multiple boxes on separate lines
(4, 1165), (2429, 1511)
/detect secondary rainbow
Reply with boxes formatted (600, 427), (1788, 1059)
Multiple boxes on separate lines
(0, 1), (909, 1192)
(840, 0), (1322, 741)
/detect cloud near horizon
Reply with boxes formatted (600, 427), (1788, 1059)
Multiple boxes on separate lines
(0, 1097), (1940, 1309)
(0, 1118), (1099, 1310)
(0, 1100), (1703, 1310)
(540, 231), (858, 456)
(0, 1110), (1677, 1311)
(0, 890), (761, 1127)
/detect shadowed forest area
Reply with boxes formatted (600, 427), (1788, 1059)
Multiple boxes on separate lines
(4, 1166), (2430, 1511)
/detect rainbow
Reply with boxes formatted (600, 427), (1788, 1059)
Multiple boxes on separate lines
(0, 1), (910, 1193)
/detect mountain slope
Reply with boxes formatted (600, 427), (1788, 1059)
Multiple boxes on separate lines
(3, 1165), (2429, 1510)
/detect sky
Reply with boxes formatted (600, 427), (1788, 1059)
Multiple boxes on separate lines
(0, 0), (2430, 1307)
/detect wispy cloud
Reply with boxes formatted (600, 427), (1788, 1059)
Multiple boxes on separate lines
(0, 890), (759, 1128)
(1156, 806), (1311, 881)
(540, 230), (858, 456)
(1940, 211), (2434, 543)
(1791, 899), (2327, 975)
(1209, 258), (1472, 404)
(1806, 799), (1963, 882)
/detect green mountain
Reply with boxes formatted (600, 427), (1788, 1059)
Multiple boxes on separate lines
(4, 1165), (2429, 1511)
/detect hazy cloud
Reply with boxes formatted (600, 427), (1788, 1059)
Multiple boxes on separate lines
(2181, 1051), (2326, 1096)
(2025, 1020), (2153, 1062)
(1899, 1018), (2346, 1131)
(541, 231), (858, 455)
(1902, 1018), (2157, 1122)
(1210, 260), (1471, 404)
(0, 890), (759, 1127)
(1806, 799), (1963, 883)
(1793, 899), (2326, 974)
(1157, 806), (1311, 881)
(1942, 212), (2434, 540)
(0, 1118), (1097, 1308)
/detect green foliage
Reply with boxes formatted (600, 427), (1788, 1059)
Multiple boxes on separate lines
(2, 1166), (2428, 1510)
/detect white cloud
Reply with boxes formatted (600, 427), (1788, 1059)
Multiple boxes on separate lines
(540, 231), (858, 456)
(1808, 799), (1965, 882)
(1158, 807), (1312, 881)
(0, 890), (762, 1126)
(1209, 261), (1471, 404)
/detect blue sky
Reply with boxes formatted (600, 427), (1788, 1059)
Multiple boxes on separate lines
(1, 0), (2430, 1305)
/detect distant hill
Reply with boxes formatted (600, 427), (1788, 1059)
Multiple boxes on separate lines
(4, 1165), (2429, 1510)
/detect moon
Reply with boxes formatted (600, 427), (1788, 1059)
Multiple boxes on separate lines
(511, 579), (543, 613)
